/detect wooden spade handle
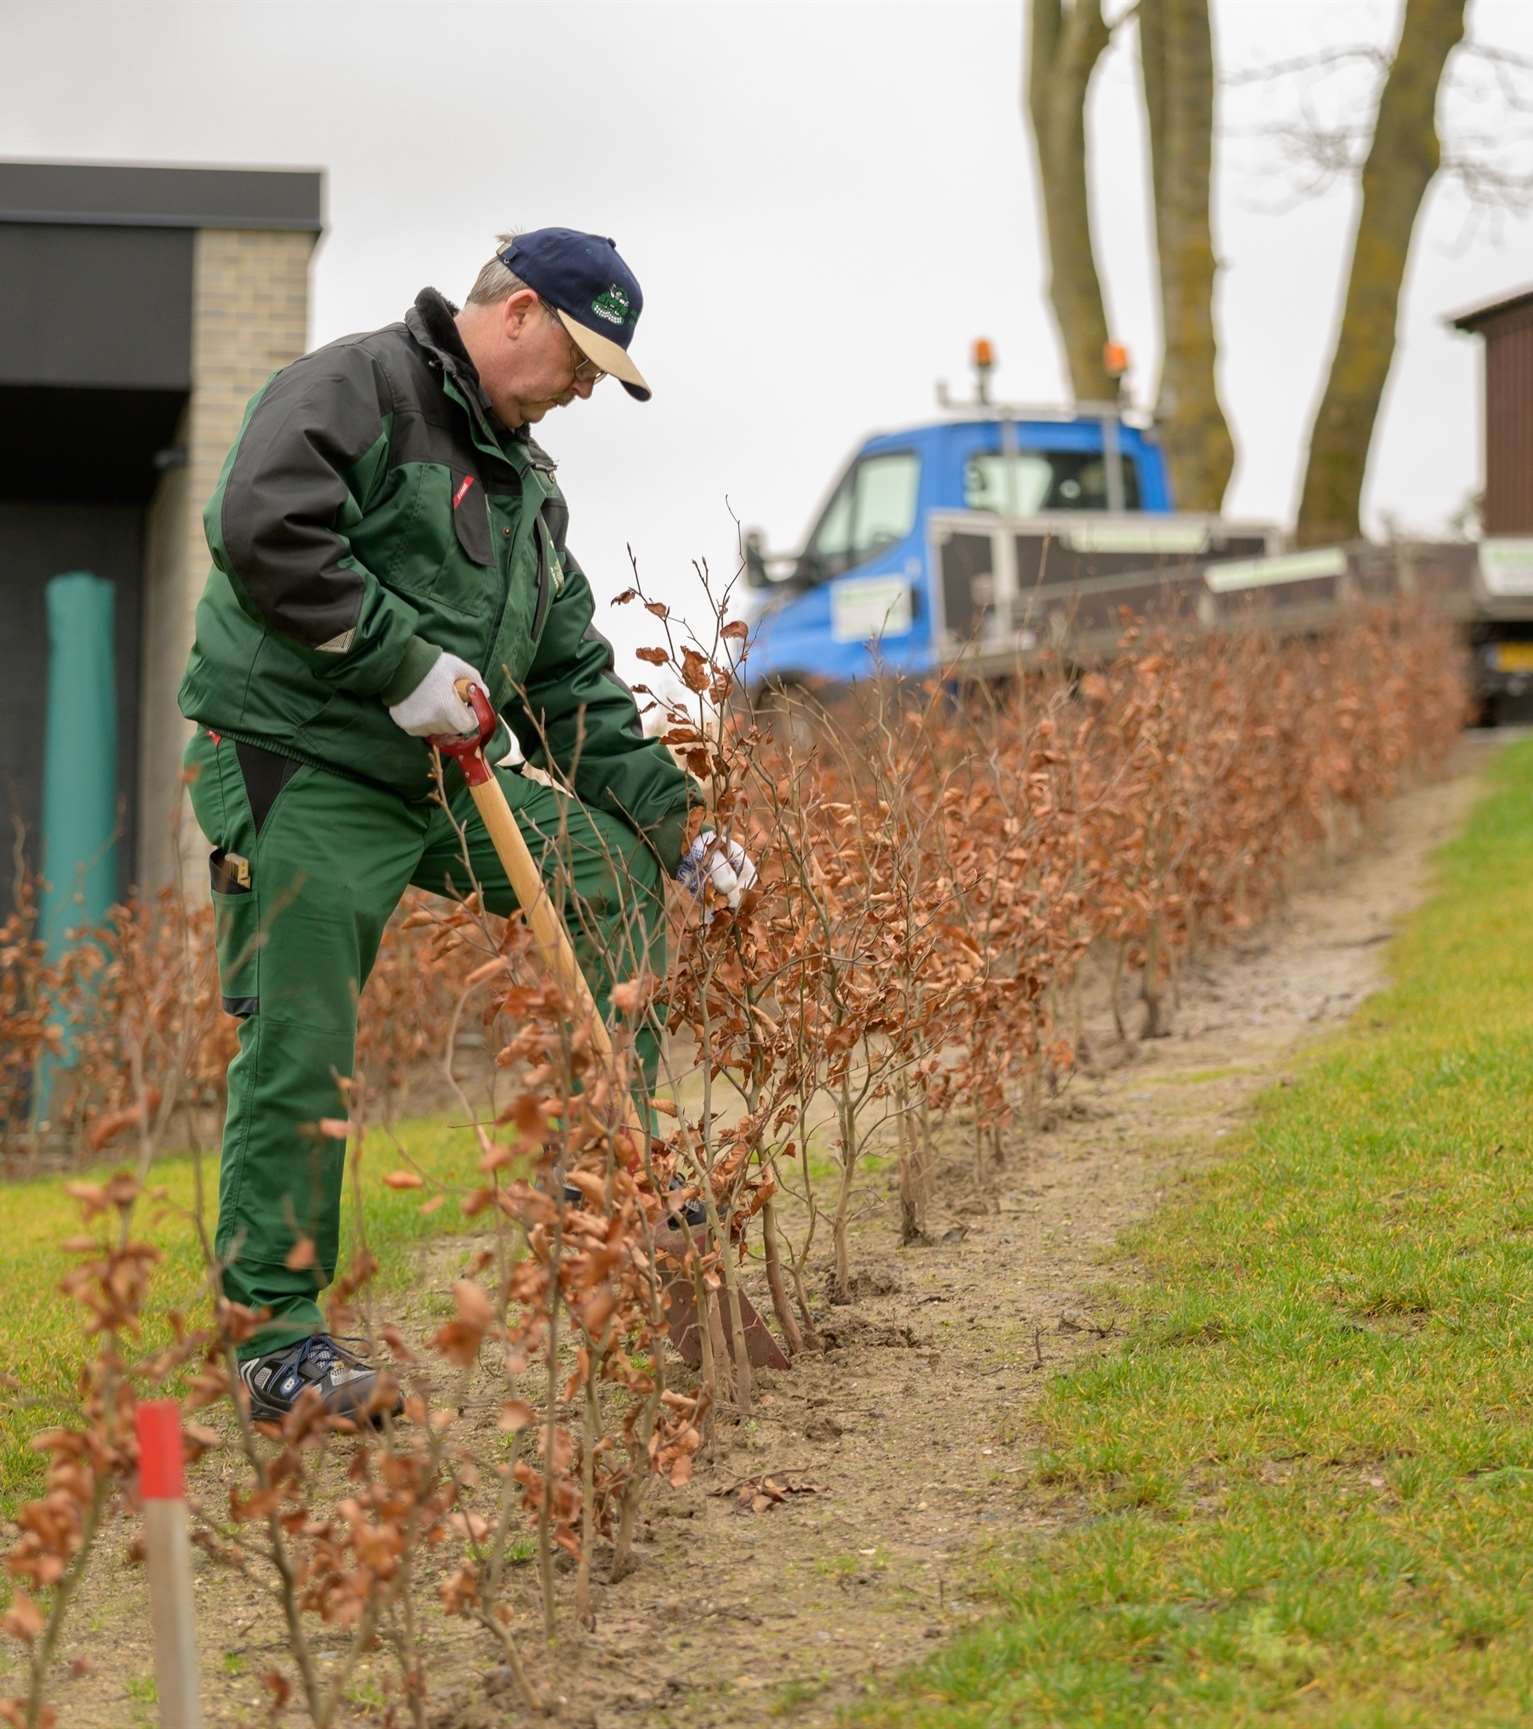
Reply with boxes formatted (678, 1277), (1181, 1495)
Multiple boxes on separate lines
(434, 678), (615, 1065)
(466, 754), (617, 1064)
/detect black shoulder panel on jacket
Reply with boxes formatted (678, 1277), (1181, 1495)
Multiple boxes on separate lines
(219, 341), (394, 650)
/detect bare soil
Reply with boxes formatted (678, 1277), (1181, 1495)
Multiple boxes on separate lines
(38, 744), (1495, 1728)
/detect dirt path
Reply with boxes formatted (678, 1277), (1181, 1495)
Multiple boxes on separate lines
(39, 744), (1495, 1728)
(520, 747), (1491, 1729)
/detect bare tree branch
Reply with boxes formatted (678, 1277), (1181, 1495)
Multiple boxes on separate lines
(1224, 44), (1390, 86)
(1222, 19), (1533, 215)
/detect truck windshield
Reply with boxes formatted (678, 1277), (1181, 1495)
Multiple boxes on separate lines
(964, 449), (1140, 514)
(807, 450), (920, 580)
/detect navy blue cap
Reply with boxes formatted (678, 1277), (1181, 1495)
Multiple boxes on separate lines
(500, 227), (650, 401)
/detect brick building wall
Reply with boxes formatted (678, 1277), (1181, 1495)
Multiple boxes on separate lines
(137, 228), (317, 893)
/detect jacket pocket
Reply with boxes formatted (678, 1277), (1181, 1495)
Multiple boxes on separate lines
(428, 462), (495, 618)
(537, 491), (569, 559)
(381, 466), (495, 619)
(527, 454), (569, 564)
(450, 469), (493, 566)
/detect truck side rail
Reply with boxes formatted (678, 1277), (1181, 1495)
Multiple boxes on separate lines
(926, 510), (1479, 674)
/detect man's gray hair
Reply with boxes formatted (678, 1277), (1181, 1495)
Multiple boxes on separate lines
(466, 231), (534, 306)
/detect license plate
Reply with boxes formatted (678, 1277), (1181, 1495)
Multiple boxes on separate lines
(1497, 642), (1533, 671)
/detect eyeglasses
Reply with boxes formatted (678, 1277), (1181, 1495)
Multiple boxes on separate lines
(542, 300), (605, 388)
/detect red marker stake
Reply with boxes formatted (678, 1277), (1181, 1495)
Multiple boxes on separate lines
(135, 1401), (204, 1729)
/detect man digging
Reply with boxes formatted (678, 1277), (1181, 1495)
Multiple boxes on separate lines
(179, 227), (755, 1422)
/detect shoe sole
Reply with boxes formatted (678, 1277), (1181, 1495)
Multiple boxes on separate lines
(239, 1382), (402, 1427)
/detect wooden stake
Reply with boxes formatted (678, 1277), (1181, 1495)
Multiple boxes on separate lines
(136, 1400), (203, 1729)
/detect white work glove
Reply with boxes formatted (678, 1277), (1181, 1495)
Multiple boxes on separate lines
(386, 651), (486, 738)
(676, 830), (757, 911)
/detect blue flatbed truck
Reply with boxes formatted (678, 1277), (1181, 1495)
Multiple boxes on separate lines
(740, 395), (1290, 689)
(738, 365), (1530, 701)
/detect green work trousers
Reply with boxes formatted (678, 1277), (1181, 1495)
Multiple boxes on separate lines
(184, 729), (666, 1360)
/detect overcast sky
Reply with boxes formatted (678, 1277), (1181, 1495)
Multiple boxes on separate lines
(5, 0), (1531, 668)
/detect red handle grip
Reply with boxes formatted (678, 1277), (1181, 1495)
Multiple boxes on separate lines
(428, 681), (498, 786)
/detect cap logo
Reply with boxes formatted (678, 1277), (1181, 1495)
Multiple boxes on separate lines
(591, 286), (632, 326)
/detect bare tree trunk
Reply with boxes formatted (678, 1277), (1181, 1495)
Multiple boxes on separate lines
(1026, 0), (1117, 402)
(760, 1194), (805, 1355)
(1141, 910), (1173, 1037)
(1296, 0), (1467, 545)
(1139, 0), (1235, 511)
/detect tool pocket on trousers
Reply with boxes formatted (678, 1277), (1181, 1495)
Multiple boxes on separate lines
(209, 848), (260, 1018)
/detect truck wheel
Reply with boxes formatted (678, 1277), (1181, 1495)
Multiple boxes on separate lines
(1471, 691), (1500, 731)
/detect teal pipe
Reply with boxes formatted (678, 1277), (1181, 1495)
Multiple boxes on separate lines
(34, 571), (118, 1126)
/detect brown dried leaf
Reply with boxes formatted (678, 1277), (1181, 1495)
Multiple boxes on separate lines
(86, 1104), (146, 1153)
(498, 1398), (535, 1432)
(711, 1474), (827, 1513)
(680, 647), (711, 692)
(578, 1288), (618, 1336)
(285, 1236), (316, 1271)
(1, 1592), (43, 1643)
(452, 1280), (495, 1330)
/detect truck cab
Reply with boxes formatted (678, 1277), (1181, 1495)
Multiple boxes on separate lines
(742, 406), (1174, 689)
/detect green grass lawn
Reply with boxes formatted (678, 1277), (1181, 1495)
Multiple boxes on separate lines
(857, 740), (1533, 1728)
(0, 1115), (483, 1513)
(0, 1068), (852, 1519)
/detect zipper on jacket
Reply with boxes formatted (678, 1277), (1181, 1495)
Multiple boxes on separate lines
(532, 516), (554, 640)
(439, 369), (528, 477)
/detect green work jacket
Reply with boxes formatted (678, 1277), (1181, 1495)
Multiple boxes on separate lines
(179, 288), (695, 866)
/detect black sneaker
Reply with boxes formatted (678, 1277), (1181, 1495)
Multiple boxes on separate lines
(238, 1334), (400, 1426)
